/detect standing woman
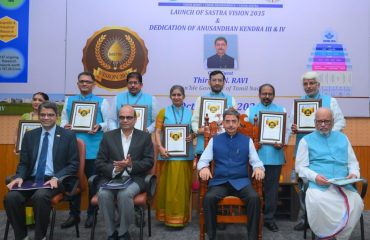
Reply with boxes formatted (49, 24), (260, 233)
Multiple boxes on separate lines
(21, 92), (49, 120)
(155, 85), (194, 227)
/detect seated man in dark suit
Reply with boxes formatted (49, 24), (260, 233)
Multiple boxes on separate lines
(4, 101), (79, 240)
(207, 36), (236, 69)
(197, 108), (265, 240)
(95, 105), (154, 240)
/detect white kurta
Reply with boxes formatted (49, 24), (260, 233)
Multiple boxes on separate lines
(296, 136), (363, 240)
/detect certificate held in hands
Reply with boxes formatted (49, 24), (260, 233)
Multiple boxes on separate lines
(328, 177), (364, 186)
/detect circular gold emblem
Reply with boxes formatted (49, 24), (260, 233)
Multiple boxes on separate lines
(82, 27), (149, 91)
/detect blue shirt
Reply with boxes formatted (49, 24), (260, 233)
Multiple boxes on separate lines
(32, 125), (56, 177)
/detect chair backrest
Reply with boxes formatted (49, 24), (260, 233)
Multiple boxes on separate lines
(76, 138), (86, 192)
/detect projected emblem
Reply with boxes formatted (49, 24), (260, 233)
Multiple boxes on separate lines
(82, 27), (149, 91)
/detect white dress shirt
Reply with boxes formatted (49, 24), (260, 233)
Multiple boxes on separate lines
(112, 129), (134, 178)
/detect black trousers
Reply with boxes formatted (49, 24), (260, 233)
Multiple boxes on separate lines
(203, 182), (260, 240)
(4, 185), (62, 240)
(263, 165), (282, 223)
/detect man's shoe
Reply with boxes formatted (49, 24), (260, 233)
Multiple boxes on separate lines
(118, 231), (131, 240)
(61, 215), (80, 229)
(294, 222), (306, 231)
(107, 231), (117, 240)
(85, 215), (94, 228)
(264, 222), (279, 232)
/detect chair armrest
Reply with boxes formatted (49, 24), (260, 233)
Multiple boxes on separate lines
(5, 175), (16, 185)
(298, 177), (309, 201)
(88, 174), (100, 191)
(193, 155), (199, 170)
(58, 175), (79, 196)
(358, 178), (368, 199)
(144, 174), (157, 199)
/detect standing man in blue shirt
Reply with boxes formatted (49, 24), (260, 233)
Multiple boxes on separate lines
(245, 83), (286, 232)
(288, 71), (346, 231)
(111, 72), (158, 134)
(192, 70), (236, 157)
(60, 72), (113, 229)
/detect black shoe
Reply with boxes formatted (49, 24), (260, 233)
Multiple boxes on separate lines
(107, 231), (118, 240)
(294, 222), (306, 231)
(118, 231), (131, 240)
(264, 222), (279, 232)
(61, 215), (80, 229)
(85, 215), (94, 228)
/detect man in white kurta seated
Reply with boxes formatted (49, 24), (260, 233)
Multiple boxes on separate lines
(295, 107), (363, 240)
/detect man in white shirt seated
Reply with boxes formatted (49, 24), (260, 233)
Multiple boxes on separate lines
(197, 108), (265, 240)
(295, 107), (363, 240)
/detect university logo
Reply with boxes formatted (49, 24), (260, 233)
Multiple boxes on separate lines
(82, 27), (149, 91)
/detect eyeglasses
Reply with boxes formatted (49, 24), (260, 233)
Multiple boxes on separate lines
(303, 81), (318, 87)
(260, 93), (274, 97)
(315, 120), (331, 125)
(39, 113), (56, 118)
(127, 81), (140, 86)
(119, 116), (135, 120)
(78, 80), (94, 84)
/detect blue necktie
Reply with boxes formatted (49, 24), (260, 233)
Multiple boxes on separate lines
(35, 132), (49, 183)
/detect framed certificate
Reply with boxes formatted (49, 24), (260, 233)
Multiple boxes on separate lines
(132, 105), (148, 131)
(16, 120), (42, 152)
(70, 101), (98, 132)
(258, 111), (286, 145)
(163, 124), (189, 157)
(294, 99), (322, 133)
(199, 97), (227, 128)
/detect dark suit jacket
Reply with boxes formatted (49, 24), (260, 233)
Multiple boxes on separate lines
(95, 128), (154, 191)
(15, 125), (79, 180)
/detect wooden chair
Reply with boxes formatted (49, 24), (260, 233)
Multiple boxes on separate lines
(300, 177), (368, 240)
(88, 158), (157, 240)
(198, 114), (263, 240)
(4, 138), (86, 240)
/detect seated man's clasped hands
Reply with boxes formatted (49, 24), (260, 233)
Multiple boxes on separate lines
(95, 105), (154, 240)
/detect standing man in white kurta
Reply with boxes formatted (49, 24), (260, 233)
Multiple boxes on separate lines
(295, 108), (363, 240)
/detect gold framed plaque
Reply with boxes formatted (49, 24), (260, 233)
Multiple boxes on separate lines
(70, 101), (98, 132)
(258, 111), (286, 145)
(163, 124), (189, 157)
(294, 99), (322, 133)
(16, 120), (42, 152)
(199, 97), (227, 128)
(132, 105), (148, 132)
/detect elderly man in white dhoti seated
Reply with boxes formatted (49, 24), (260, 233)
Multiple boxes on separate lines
(295, 107), (363, 240)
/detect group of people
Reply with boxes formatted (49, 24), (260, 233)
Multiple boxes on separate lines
(4, 70), (364, 240)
